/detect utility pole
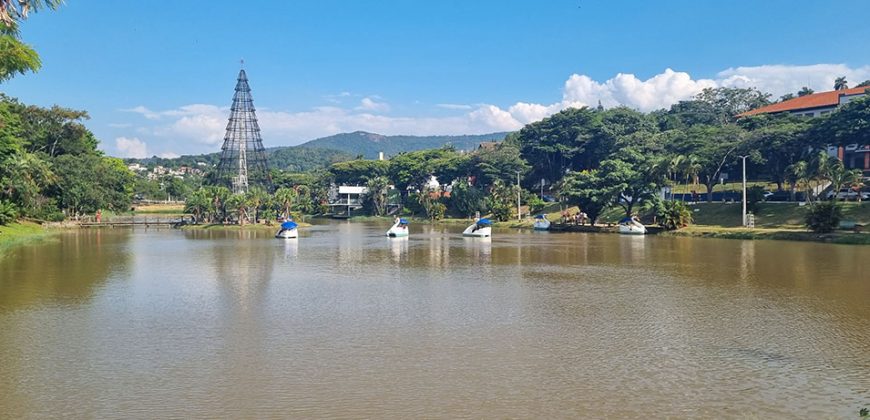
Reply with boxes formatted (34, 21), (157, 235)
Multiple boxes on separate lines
(516, 171), (521, 221)
(739, 155), (749, 227)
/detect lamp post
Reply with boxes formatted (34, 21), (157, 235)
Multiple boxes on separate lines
(516, 170), (521, 221)
(739, 155), (749, 227)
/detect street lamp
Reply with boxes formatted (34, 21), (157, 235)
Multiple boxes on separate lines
(739, 155), (749, 227)
(516, 170), (522, 221)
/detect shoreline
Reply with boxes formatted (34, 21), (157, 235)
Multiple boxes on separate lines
(0, 221), (60, 255)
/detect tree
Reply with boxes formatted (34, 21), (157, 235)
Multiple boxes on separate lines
(473, 144), (530, 187)
(274, 187), (298, 219)
(833, 76), (848, 91)
(667, 124), (745, 202)
(826, 159), (863, 202)
(245, 186), (268, 223)
(0, 151), (54, 215)
(693, 87), (772, 125)
(810, 96), (870, 148)
(598, 149), (664, 218)
(514, 107), (605, 185)
(184, 189), (210, 224)
(363, 176), (390, 216)
(485, 179), (514, 222)
(50, 154), (134, 217)
(797, 86), (815, 97)
(328, 159), (388, 185)
(657, 200), (692, 230)
(560, 169), (611, 225)
(856, 80), (870, 88)
(448, 180), (487, 218)
(739, 114), (813, 192)
(225, 193), (248, 225)
(0, 0), (63, 82)
(805, 201), (842, 233)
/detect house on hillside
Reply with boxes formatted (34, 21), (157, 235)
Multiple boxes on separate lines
(739, 86), (870, 174)
(329, 185), (367, 218)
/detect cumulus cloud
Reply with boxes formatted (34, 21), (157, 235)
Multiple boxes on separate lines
(158, 151), (180, 159)
(116, 63), (870, 154)
(115, 137), (148, 158)
(436, 103), (473, 110)
(356, 97), (390, 113)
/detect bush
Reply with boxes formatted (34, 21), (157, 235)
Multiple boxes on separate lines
(0, 200), (19, 225)
(746, 185), (766, 213)
(804, 201), (842, 233)
(657, 200), (692, 230)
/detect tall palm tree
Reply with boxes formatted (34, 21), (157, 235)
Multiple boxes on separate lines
(274, 187), (297, 219)
(0, 0), (62, 25)
(834, 76), (849, 91)
(183, 189), (210, 224)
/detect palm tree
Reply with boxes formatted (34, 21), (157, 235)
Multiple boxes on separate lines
(245, 186), (268, 223)
(834, 76), (848, 91)
(274, 187), (298, 219)
(183, 189), (210, 224)
(365, 176), (390, 216)
(797, 86), (814, 97)
(667, 155), (686, 200)
(225, 193), (248, 225)
(0, 0), (62, 25)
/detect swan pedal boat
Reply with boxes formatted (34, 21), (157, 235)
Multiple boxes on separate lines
(463, 218), (492, 237)
(386, 218), (410, 237)
(275, 221), (299, 239)
(617, 218), (647, 235)
(533, 214), (551, 231)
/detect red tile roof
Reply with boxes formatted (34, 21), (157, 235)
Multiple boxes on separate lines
(739, 86), (869, 117)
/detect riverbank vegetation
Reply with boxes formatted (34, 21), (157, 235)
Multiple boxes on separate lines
(2, 2), (868, 243)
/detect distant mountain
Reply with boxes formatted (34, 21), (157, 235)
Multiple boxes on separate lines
(298, 131), (509, 158)
(126, 131), (508, 172)
(126, 146), (354, 173)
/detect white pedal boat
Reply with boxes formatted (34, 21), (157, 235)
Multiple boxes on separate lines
(386, 218), (410, 237)
(617, 217), (647, 235)
(533, 214), (551, 230)
(463, 218), (492, 237)
(275, 220), (298, 239)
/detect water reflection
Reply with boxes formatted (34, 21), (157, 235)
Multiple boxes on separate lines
(0, 230), (129, 311)
(0, 223), (868, 418)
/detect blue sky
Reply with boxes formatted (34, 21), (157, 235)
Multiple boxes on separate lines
(4, 0), (870, 158)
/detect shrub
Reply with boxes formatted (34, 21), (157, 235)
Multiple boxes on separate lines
(0, 200), (19, 225)
(804, 201), (842, 233)
(746, 185), (766, 213)
(657, 200), (692, 230)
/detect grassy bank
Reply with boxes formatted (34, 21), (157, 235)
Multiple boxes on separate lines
(179, 221), (312, 231)
(664, 226), (870, 245)
(0, 221), (57, 253)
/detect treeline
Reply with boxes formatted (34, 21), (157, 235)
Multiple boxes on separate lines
(189, 86), (867, 229)
(127, 146), (354, 172)
(0, 95), (135, 224)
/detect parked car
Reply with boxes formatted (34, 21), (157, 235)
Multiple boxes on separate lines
(826, 188), (869, 201)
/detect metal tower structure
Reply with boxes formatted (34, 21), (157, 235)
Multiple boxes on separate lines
(216, 66), (270, 194)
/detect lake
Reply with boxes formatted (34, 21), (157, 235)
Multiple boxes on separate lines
(1, 221), (868, 418)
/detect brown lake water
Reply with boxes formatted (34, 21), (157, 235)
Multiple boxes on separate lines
(0, 221), (868, 418)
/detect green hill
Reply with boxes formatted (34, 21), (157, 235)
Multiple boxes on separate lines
(126, 131), (508, 171)
(298, 131), (509, 158)
(127, 146), (354, 172)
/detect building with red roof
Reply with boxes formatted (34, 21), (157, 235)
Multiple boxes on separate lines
(739, 86), (869, 174)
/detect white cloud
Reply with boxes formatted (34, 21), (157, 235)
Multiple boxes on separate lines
(436, 103), (473, 110)
(115, 137), (148, 158)
(115, 63), (870, 154)
(158, 151), (180, 159)
(356, 97), (390, 113)
(716, 64), (870, 96)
